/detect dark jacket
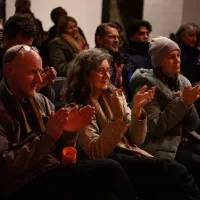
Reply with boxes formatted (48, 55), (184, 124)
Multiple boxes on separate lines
(49, 36), (77, 77)
(0, 79), (74, 199)
(179, 44), (200, 84)
(120, 42), (152, 101)
(0, 46), (5, 80)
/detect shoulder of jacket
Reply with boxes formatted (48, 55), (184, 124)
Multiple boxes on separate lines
(34, 93), (54, 112)
(178, 74), (191, 85)
(49, 37), (69, 47)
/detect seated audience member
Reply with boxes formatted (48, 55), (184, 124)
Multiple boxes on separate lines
(175, 23), (200, 118)
(1, 44), (137, 200)
(95, 23), (135, 102)
(48, 7), (68, 42)
(130, 36), (200, 187)
(110, 21), (127, 49)
(40, 6), (67, 67)
(0, 13), (56, 102)
(41, 7), (87, 68)
(64, 48), (200, 200)
(14, 0), (47, 49)
(49, 16), (88, 77)
(121, 19), (153, 101)
(175, 22), (200, 85)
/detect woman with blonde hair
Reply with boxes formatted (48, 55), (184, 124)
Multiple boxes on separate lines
(49, 15), (88, 77)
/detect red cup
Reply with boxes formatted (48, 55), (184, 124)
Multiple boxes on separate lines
(61, 147), (77, 165)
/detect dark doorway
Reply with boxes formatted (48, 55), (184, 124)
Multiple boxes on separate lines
(102, 0), (144, 29)
(0, 0), (6, 23)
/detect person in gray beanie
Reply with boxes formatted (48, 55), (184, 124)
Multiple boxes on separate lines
(130, 36), (200, 188)
(149, 36), (180, 68)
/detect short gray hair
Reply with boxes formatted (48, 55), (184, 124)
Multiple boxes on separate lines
(3, 45), (23, 68)
(3, 44), (38, 70)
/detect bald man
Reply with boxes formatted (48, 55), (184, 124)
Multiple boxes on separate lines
(0, 45), (136, 200)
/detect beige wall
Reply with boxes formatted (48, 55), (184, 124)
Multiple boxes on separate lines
(182, 0), (200, 26)
(143, 0), (183, 39)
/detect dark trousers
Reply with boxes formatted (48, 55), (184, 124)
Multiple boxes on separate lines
(11, 159), (135, 200)
(175, 142), (200, 187)
(109, 150), (200, 200)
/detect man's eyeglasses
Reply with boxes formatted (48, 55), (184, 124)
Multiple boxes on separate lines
(6, 45), (39, 63)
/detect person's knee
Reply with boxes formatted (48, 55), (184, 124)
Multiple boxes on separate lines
(101, 159), (124, 172)
(159, 158), (191, 180)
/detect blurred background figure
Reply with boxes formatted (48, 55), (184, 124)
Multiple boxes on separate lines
(175, 22), (200, 119)
(175, 22), (200, 85)
(121, 19), (153, 101)
(15, 0), (48, 50)
(111, 21), (127, 49)
(48, 7), (67, 42)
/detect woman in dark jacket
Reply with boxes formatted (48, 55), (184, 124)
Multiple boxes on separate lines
(175, 22), (200, 85)
(175, 23), (200, 117)
(49, 16), (88, 77)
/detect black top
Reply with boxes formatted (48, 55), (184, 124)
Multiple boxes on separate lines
(0, 46), (5, 80)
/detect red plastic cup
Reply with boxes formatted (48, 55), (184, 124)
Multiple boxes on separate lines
(61, 147), (77, 165)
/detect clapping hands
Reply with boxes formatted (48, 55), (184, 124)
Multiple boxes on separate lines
(36, 67), (57, 92)
(182, 85), (200, 107)
(115, 64), (124, 88)
(133, 85), (156, 118)
(64, 105), (95, 132)
(46, 105), (95, 142)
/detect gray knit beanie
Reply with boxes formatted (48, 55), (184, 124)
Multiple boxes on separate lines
(149, 36), (180, 67)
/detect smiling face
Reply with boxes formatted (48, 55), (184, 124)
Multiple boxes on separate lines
(131, 26), (150, 43)
(181, 27), (198, 48)
(5, 50), (43, 100)
(159, 50), (181, 77)
(97, 26), (120, 54)
(65, 20), (79, 38)
(89, 59), (111, 96)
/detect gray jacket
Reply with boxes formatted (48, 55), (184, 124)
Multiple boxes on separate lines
(130, 69), (200, 159)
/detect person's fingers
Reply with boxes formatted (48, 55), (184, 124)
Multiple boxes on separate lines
(151, 86), (156, 96)
(193, 86), (200, 94)
(53, 108), (69, 122)
(110, 89), (118, 99)
(79, 106), (95, 119)
(137, 85), (148, 95)
(68, 105), (79, 118)
(119, 64), (124, 71)
(135, 99), (149, 109)
(146, 89), (153, 100)
(48, 111), (55, 120)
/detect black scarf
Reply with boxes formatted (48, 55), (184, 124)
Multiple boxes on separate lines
(154, 68), (180, 92)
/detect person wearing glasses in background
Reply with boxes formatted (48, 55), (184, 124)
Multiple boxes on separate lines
(0, 13), (56, 103)
(0, 44), (137, 200)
